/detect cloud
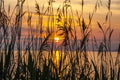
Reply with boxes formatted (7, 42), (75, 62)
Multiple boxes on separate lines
(111, 7), (120, 11)
(112, 0), (120, 5)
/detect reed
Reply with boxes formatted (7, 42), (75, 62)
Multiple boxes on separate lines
(0, 0), (119, 80)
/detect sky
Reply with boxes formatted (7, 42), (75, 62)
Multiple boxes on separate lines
(4, 0), (120, 42)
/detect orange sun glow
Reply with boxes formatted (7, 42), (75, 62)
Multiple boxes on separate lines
(54, 37), (60, 42)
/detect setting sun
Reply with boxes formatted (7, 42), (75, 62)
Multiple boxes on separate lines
(54, 37), (60, 42)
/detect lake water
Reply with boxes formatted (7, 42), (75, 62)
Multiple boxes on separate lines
(1, 50), (119, 79)
(2, 50), (118, 67)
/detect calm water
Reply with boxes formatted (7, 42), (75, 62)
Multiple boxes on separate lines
(17, 51), (118, 67)
(1, 50), (119, 79)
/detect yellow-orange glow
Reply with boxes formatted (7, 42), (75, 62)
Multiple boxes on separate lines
(53, 50), (60, 68)
(54, 37), (60, 42)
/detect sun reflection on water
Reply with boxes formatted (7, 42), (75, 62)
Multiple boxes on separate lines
(53, 50), (60, 68)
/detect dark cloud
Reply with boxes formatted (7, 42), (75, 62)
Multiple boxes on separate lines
(111, 7), (120, 11)
(72, 0), (95, 5)
(112, 0), (120, 5)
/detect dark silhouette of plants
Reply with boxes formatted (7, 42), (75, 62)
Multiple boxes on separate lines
(0, 0), (119, 80)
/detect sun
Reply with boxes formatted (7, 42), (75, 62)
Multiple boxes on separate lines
(54, 37), (60, 42)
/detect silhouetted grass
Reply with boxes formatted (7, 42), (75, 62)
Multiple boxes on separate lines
(0, 0), (120, 80)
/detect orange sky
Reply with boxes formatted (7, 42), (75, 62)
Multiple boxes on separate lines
(4, 0), (120, 41)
